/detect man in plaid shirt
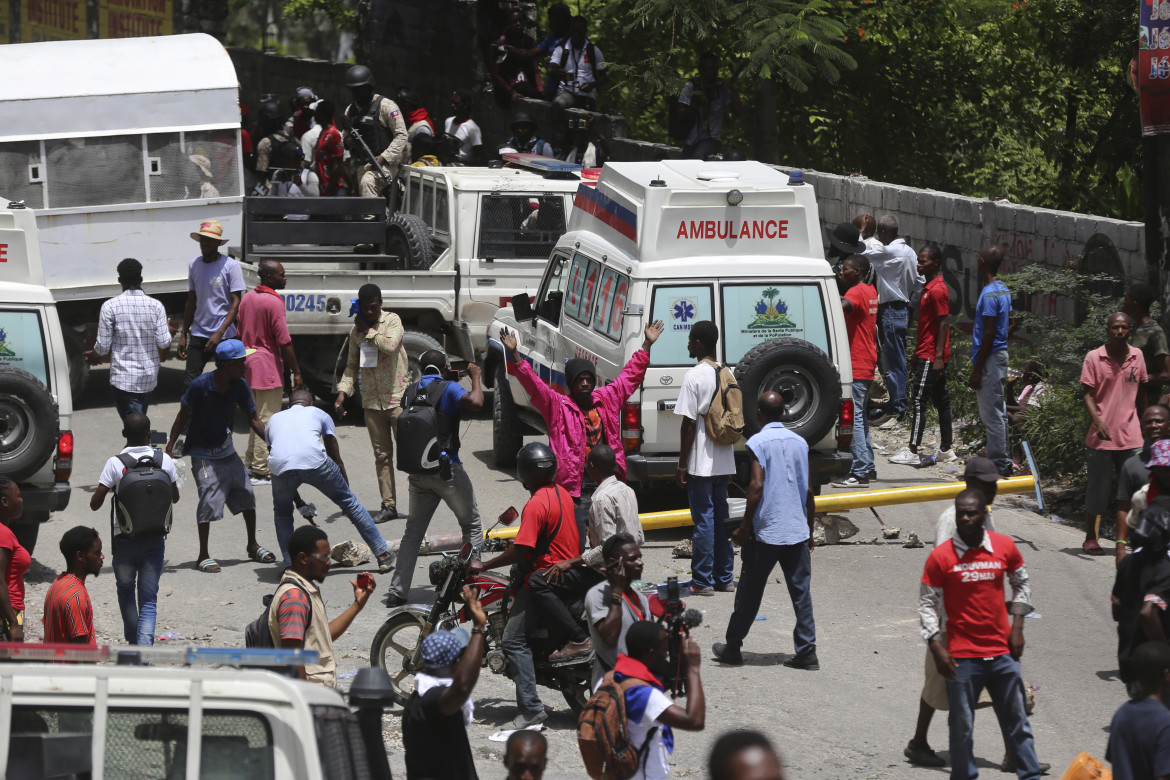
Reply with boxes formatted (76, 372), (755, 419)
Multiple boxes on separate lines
(88, 258), (172, 421)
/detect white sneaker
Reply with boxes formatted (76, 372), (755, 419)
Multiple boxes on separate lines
(936, 448), (958, 463)
(888, 447), (920, 465)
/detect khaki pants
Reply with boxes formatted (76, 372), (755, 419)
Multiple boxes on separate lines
(246, 387), (284, 477)
(364, 406), (401, 509)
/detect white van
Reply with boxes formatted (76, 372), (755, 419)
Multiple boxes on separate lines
(487, 160), (853, 485)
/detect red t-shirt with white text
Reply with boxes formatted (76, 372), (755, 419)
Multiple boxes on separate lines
(844, 282), (879, 380)
(915, 275), (951, 361)
(514, 484), (580, 586)
(921, 530), (1023, 658)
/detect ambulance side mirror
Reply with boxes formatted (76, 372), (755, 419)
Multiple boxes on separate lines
(512, 293), (535, 323)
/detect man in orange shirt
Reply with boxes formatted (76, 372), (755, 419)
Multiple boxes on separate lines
(43, 526), (103, 644)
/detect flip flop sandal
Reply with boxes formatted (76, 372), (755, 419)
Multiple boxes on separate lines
(197, 558), (221, 573)
(1082, 539), (1108, 556)
(249, 547), (277, 564)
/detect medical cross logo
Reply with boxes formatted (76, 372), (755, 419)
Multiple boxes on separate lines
(673, 299), (695, 323)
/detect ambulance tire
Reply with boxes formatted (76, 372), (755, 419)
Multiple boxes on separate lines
(735, 338), (839, 443)
(0, 366), (59, 483)
(493, 361), (523, 468)
(386, 214), (435, 271)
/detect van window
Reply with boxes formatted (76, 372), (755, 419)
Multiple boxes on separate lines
(147, 130), (241, 204)
(535, 253), (570, 323)
(592, 266), (630, 341)
(0, 142), (45, 209)
(564, 253), (600, 326)
(649, 284), (715, 366)
(406, 175), (450, 237)
(46, 135), (146, 209)
(478, 195), (566, 260)
(0, 310), (49, 388)
(720, 283), (831, 363)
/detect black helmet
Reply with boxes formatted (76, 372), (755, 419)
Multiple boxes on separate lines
(346, 65), (375, 88)
(516, 442), (557, 490)
(258, 100), (282, 122)
(511, 111), (536, 130)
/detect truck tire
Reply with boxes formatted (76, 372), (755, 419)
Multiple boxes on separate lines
(11, 511), (45, 556)
(386, 214), (435, 271)
(735, 338), (839, 444)
(493, 361), (523, 467)
(0, 366), (59, 483)
(402, 330), (444, 384)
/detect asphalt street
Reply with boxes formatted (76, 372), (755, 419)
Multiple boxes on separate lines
(38, 356), (1122, 779)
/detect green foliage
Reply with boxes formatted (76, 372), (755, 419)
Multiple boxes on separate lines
(281, 0), (355, 26)
(1017, 382), (1092, 480)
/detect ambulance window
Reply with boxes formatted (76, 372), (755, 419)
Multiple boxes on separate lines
(720, 283), (831, 363)
(535, 253), (569, 323)
(648, 284), (714, 366)
(0, 310), (50, 388)
(592, 266), (630, 341)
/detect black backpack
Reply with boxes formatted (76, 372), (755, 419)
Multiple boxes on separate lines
(112, 451), (173, 539)
(397, 379), (455, 474)
(244, 579), (313, 649)
(264, 132), (302, 169)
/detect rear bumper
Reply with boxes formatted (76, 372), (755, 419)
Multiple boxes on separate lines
(19, 483), (71, 514)
(626, 450), (852, 486)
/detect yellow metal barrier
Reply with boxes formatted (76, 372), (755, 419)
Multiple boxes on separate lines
(485, 475), (1038, 540)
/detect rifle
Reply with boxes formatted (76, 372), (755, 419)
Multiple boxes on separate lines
(343, 108), (397, 192)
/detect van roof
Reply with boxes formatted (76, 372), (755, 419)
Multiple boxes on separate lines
(568, 160), (823, 264)
(0, 34), (239, 142)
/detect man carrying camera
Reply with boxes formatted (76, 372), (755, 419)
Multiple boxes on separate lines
(386, 350), (484, 607)
(584, 533), (650, 689)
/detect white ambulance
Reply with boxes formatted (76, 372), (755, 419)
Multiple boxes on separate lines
(486, 160), (853, 485)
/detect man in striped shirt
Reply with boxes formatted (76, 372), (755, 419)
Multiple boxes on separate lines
(88, 258), (172, 421)
(43, 526), (103, 644)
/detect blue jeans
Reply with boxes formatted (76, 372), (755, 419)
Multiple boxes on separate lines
(687, 475), (735, 590)
(946, 654), (1042, 780)
(111, 387), (152, 422)
(725, 539), (815, 655)
(112, 535), (165, 646)
(880, 305), (910, 415)
(272, 458), (388, 567)
(388, 464), (483, 601)
(850, 379), (874, 479)
(501, 587), (543, 714)
(976, 350), (1011, 476)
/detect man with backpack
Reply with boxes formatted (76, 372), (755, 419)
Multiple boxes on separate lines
(674, 52), (742, 160)
(90, 413), (179, 646)
(266, 389), (394, 573)
(712, 391), (818, 671)
(386, 350), (485, 607)
(579, 620), (706, 780)
(676, 320), (738, 596)
(548, 16), (607, 112)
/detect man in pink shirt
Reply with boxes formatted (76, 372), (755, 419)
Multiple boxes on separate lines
(237, 261), (303, 485)
(1082, 311), (1147, 555)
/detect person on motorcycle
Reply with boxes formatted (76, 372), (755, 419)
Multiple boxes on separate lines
(530, 443), (644, 662)
(469, 442), (580, 729)
(584, 532), (651, 688)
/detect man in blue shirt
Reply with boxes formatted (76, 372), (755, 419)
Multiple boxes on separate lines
(712, 391), (818, 670)
(386, 350), (485, 606)
(166, 339), (275, 573)
(1107, 640), (1170, 780)
(968, 246), (1015, 477)
(265, 388), (393, 572)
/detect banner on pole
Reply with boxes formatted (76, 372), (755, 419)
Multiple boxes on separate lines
(1140, 0), (1170, 134)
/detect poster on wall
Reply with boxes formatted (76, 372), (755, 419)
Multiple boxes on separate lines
(99, 0), (171, 38)
(20, 0), (86, 41)
(1140, 0), (1170, 134)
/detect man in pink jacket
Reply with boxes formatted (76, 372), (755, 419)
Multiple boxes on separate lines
(499, 320), (664, 528)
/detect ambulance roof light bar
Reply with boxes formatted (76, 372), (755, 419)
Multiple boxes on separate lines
(500, 152), (583, 180)
(0, 642), (320, 668)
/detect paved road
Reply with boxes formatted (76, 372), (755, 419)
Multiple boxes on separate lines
(36, 358), (1120, 778)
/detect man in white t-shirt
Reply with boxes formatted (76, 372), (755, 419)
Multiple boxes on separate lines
(675, 320), (736, 595)
(266, 388), (393, 572)
(548, 15), (607, 111)
(616, 621), (706, 780)
(90, 413), (179, 646)
(444, 89), (484, 165)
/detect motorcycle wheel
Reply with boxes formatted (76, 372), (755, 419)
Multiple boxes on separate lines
(370, 611), (429, 706)
(561, 671), (592, 713)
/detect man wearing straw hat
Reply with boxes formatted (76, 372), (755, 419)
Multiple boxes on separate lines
(178, 219), (246, 388)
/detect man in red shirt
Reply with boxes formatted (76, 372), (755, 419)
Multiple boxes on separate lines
(43, 526), (103, 644)
(832, 247), (879, 488)
(919, 489), (1043, 779)
(470, 442), (579, 729)
(890, 244), (956, 466)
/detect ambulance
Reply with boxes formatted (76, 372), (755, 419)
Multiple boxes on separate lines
(486, 160), (854, 485)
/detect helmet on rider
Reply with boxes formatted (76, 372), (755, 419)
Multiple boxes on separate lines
(346, 65), (375, 88)
(516, 442), (557, 491)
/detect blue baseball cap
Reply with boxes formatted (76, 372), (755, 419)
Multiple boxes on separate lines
(421, 627), (471, 670)
(215, 339), (256, 361)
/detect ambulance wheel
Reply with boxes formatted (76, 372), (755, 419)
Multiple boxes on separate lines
(735, 338), (839, 443)
(386, 214), (435, 271)
(493, 362), (523, 468)
(402, 331), (444, 385)
(0, 366), (59, 483)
